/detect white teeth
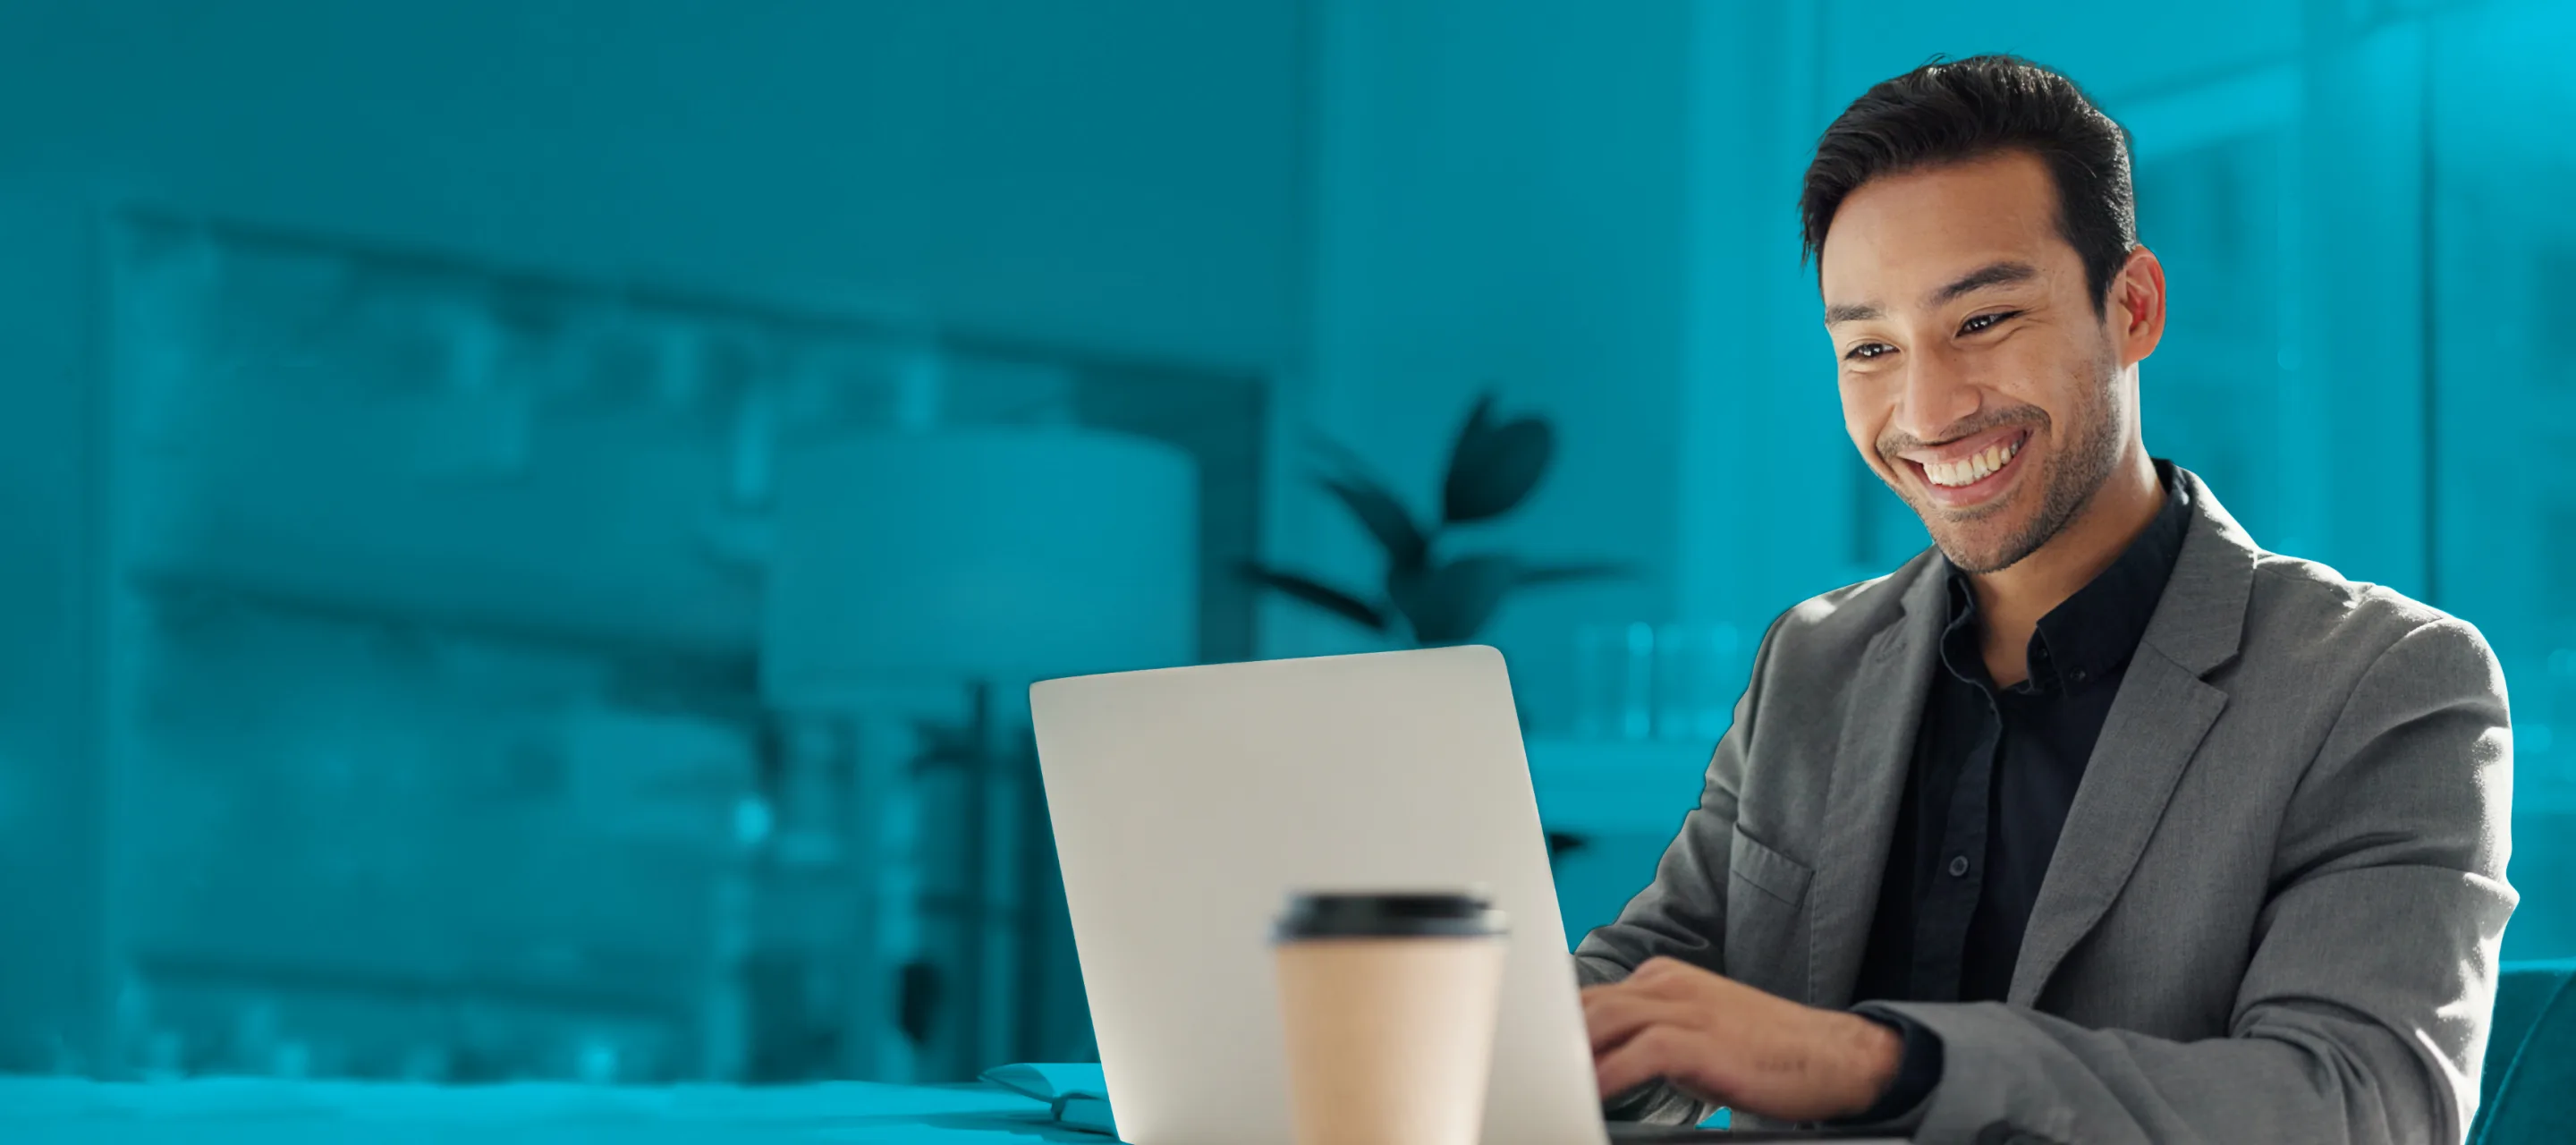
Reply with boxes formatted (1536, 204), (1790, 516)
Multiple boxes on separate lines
(1925, 437), (2019, 488)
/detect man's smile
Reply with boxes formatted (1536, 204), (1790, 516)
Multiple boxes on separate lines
(1898, 426), (2031, 509)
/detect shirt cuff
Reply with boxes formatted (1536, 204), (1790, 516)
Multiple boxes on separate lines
(1835, 1009), (1945, 1125)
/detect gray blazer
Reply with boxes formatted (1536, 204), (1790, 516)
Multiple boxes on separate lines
(1574, 468), (2515, 1144)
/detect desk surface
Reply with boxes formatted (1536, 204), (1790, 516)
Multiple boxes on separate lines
(0, 1077), (1920, 1143)
(0, 1076), (1107, 1143)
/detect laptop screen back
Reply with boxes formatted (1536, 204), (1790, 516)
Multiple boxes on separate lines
(1030, 645), (1609, 1145)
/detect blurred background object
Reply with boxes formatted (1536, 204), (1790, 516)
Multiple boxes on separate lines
(763, 427), (1198, 1081)
(1243, 392), (1627, 649)
(1569, 622), (1745, 745)
(60, 209), (1238, 1085)
(0, 0), (2572, 1091)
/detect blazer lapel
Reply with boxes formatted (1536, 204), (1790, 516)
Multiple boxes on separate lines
(2004, 648), (2226, 1005)
(1806, 563), (1948, 1008)
(2006, 468), (2257, 1006)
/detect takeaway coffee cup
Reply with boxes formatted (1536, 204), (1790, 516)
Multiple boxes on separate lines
(1270, 890), (1510, 1145)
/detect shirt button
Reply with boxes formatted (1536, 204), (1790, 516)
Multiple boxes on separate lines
(2070, 668), (2089, 683)
(1947, 855), (1971, 878)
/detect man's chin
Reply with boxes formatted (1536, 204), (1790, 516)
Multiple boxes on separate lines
(1904, 484), (2047, 574)
(1924, 522), (2039, 575)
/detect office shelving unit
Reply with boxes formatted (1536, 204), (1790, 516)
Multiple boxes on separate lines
(89, 208), (1267, 1083)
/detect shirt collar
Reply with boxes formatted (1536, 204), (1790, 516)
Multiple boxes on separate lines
(1936, 460), (2192, 695)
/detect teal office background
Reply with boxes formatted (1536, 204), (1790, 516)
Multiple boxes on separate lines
(1, 0), (2571, 1107)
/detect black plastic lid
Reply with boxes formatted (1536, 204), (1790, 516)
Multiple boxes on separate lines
(1272, 890), (1509, 941)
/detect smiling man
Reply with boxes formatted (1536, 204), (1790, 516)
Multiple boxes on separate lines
(1572, 56), (2513, 1143)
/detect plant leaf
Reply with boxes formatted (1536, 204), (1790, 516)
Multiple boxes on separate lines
(1440, 393), (1499, 525)
(1444, 413), (1555, 523)
(1388, 554), (1520, 645)
(1454, 391), (1499, 458)
(1514, 561), (1632, 587)
(1319, 473), (1429, 572)
(1302, 431), (1376, 476)
(1238, 563), (1390, 632)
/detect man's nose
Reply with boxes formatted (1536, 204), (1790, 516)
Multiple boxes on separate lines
(1892, 344), (1982, 443)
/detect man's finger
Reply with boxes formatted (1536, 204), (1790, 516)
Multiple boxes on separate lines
(1595, 1023), (1724, 1104)
(1626, 956), (1722, 1000)
(1582, 958), (1720, 1005)
(1580, 992), (1709, 1055)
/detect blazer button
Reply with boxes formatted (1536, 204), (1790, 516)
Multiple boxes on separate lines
(1947, 855), (1971, 878)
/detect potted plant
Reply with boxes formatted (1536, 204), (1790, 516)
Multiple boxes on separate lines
(1243, 392), (1625, 646)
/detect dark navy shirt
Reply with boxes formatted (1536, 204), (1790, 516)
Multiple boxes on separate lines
(1840, 461), (2191, 1121)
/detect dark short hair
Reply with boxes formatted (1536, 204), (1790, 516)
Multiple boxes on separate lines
(1801, 55), (2137, 311)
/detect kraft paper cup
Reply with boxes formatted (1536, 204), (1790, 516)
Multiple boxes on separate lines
(1271, 891), (1510, 1145)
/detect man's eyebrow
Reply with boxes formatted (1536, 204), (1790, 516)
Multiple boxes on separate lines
(1824, 260), (2037, 326)
(1928, 260), (2038, 306)
(1823, 301), (1881, 326)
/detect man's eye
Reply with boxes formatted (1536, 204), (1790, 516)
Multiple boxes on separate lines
(1960, 310), (2021, 335)
(1844, 342), (1893, 361)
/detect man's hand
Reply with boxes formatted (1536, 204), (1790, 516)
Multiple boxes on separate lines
(1580, 957), (1902, 1123)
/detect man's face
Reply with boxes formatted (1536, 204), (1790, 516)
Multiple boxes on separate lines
(1818, 150), (2156, 574)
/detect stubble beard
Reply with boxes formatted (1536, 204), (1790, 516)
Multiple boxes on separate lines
(1888, 357), (2128, 576)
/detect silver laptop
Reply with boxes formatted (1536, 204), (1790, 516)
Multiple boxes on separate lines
(1033, 646), (1908, 1144)
(1030, 645), (1604, 1145)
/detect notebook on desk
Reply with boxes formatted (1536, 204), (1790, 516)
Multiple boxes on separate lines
(982, 1063), (1117, 1136)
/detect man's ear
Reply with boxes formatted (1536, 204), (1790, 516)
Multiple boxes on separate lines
(2110, 246), (2167, 365)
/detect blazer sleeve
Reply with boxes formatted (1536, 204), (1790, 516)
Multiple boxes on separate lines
(1569, 614), (1785, 1124)
(1857, 617), (2516, 1145)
